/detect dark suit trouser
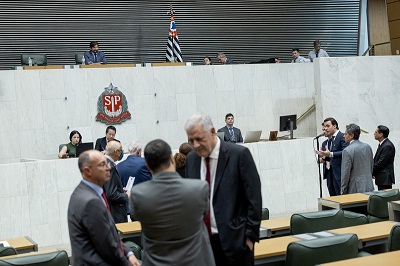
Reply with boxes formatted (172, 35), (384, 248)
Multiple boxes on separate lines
(326, 168), (340, 196)
(378, 185), (392, 190)
(210, 234), (254, 266)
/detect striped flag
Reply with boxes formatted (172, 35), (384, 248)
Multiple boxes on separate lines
(166, 6), (183, 62)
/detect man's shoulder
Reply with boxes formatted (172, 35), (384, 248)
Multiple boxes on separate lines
(96, 137), (106, 143)
(217, 127), (226, 132)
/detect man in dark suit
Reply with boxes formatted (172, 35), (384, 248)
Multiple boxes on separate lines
(68, 150), (140, 266)
(130, 139), (215, 266)
(373, 125), (396, 190)
(84, 41), (107, 65)
(316, 117), (348, 196)
(95, 125), (119, 152)
(104, 140), (129, 223)
(217, 113), (243, 143)
(341, 123), (374, 194)
(117, 140), (152, 188)
(185, 113), (262, 266)
(217, 52), (234, 64)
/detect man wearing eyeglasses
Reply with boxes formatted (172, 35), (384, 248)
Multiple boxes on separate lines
(103, 140), (129, 223)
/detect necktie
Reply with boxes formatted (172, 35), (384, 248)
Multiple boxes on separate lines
(204, 157), (212, 236)
(94, 53), (98, 63)
(229, 128), (235, 142)
(101, 192), (111, 212)
(316, 51), (319, 58)
(326, 138), (333, 170)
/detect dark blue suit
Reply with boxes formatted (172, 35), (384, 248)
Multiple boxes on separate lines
(84, 50), (107, 64)
(117, 155), (152, 187)
(321, 131), (348, 196)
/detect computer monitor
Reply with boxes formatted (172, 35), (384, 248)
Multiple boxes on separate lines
(76, 142), (94, 157)
(279, 115), (297, 139)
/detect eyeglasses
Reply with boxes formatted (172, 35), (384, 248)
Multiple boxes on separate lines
(89, 162), (111, 168)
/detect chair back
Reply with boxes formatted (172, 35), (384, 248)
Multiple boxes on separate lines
(75, 53), (84, 65)
(21, 54), (48, 66)
(285, 234), (359, 266)
(0, 247), (17, 257)
(341, 210), (368, 227)
(290, 209), (342, 235)
(367, 189), (400, 223)
(388, 223), (400, 251)
(262, 208), (269, 220)
(0, 250), (68, 266)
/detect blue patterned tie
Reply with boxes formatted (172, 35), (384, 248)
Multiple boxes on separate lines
(229, 128), (235, 142)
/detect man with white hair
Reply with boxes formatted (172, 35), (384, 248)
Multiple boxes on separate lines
(185, 113), (261, 266)
(103, 140), (129, 223)
(117, 140), (152, 188)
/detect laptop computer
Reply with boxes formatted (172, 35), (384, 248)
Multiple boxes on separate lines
(76, 142), (94, 157)
(217, 131), (225, 140)
(243, 130), (262, 143)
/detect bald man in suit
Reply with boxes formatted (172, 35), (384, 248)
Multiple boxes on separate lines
(68, 150), (139, 266)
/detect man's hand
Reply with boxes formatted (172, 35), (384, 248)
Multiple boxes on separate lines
(316, 147), (330, 158)
(128, 255), (141, 266)
(246, 238), (254, 251)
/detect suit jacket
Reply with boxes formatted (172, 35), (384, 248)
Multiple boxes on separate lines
(131, 172), (215, 266)
(95, 137), (120, 152)
(341, 140), (374, 194)
(103, 158), (128, 223)
(68, 181), (130, 266)
(117, 154), (152, 187)
(373, 138), (396, 186)
(185, 141), (262, 261)
(84, 50), (107, 64)
(321, 131), (348, 181)
(217, 126), (243, 143)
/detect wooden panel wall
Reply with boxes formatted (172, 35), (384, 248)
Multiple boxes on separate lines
(387, 0), (400, 54)
(367, 0), (391, 55)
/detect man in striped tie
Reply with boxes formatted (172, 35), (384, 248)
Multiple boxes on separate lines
(217, 113), (243, 143)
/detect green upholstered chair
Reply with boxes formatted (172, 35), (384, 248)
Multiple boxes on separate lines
(262, 208), (269, 220)
(75, 53), (84, 65)
(388, 223), (400, 251)
(0, 250), (68, 266)
(123, 240), (142, 260)
(341, 210), (368, 227)
(0, 247), (17, 257)
(290, 209), (342, 235)
(21, 54), (48, 66)
(290, 209), (367, 235)
(367, 189), (400, 223)
(285, 234), (359, 266)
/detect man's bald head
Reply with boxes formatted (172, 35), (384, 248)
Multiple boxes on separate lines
(105, 140), (123, 161)
(78, 150), (111, 186)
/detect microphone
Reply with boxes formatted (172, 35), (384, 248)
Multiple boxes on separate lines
(313, 133), (325, 140)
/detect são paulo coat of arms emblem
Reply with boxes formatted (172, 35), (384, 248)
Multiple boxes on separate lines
(96, 83), (131, 124)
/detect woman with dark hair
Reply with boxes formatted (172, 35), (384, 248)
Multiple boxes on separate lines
(203, 56), (212, 65)
(174, 142), (194, 177)
(58, 130), (82, 158)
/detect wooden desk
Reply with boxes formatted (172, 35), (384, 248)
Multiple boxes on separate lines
(1, 236), (38, 254)
(321, 250), (400, 265)
(328, 221), (397, 248)
(115, 221), (142, 239)
(260, 216), (291, 238)
(23, 66), (64, 70)
(388, 200), (400, 221)
(81, 64), (135, 68)
(254, 236), (299, 264)
(318, 193), (370, 211)
(151, 62), (186, 67)
(0, 250), (57, 260)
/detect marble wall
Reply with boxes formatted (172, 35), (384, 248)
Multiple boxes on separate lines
(0, 63), (316, 163)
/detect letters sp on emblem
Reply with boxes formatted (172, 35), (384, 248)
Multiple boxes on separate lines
(96, 83), (131, 124)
